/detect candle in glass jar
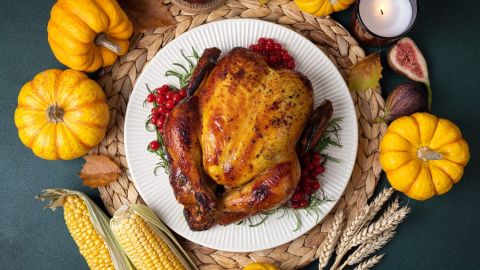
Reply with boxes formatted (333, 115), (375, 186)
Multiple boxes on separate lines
(359, 0), (413, 38)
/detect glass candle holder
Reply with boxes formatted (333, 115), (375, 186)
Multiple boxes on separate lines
(184, 0), (212, 3)
(351, 0), (418, 47)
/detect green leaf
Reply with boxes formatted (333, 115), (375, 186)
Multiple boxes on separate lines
(348, 54), (383, 92)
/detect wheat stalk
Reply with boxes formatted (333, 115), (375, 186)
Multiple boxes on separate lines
(380, 197), (400, 219)
(347, 230), (395, 266)
(317, 210), (345, 270)
(350, 200), (408, 247)
(336, 230), (394, 270)
(334, 188), (394, 261)
(335, 205), (370, 257)
(325, 189), (409, 270)
(364, 188), (394, 223)
(353, 254), (385, 270)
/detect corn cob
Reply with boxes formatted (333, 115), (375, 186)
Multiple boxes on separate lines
(37, 189), (132, 270)
(111, 205), (198, 270)
(63, 194), (114, 270)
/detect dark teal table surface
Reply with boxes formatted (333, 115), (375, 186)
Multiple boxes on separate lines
(1, 1), (479, 269)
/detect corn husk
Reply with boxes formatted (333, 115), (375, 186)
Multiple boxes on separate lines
(111, 204), (198, 270)
(36, 189), (134, 270)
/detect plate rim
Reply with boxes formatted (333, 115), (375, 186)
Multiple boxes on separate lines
(124, 18), (358, 252)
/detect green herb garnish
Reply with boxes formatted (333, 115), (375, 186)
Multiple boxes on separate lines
(145, 48), (199, 174)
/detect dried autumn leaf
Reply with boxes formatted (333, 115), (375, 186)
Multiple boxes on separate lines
(118, 0), (175, 33)
(79, 155), (122, 188)
(348, 54), (383, 92)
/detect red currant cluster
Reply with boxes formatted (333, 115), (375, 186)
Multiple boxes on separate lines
(248, 38), (296, 70)
(290, 152), (326, 209)
(146, 84), (187, 151)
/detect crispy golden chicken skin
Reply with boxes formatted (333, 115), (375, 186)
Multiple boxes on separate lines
(164, 47), (313, 230)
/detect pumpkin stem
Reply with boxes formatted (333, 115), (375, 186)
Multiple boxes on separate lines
(94, 33), (122, 55)
(417, 146), (442, 161)
(47, 104), (64, 123)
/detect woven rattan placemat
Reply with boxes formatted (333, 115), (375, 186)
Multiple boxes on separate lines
(90, 0), (387, 268)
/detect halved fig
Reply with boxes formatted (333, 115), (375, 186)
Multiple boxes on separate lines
(388, 37), (432, 110)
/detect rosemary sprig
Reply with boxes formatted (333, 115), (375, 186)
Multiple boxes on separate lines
(151, 131), (169, 176)
(237, 189), (333, 231)
(315, 117), (343, 153)
(165, 48), (200, 88)
(293, 190), (334, 231)
(145, 48), (200, 174)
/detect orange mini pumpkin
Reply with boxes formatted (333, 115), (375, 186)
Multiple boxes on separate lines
(380, 113), (469, 200)
(14, 69), (110, 160)
(294, 0), (355, 17)
(47, 0), (133, 72)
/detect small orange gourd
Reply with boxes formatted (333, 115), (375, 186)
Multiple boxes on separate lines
(294, 0), (355, 17)
(47, 0), (133, 72)
(380, 113), (470, 200)
(244, 262), (279, 270)
(14, 69), (110, 160)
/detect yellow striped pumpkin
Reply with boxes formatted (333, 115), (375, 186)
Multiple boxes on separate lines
(380, 113), (470, 200)
(47, 0), (133, 72)
(14, 69), (109, 160)
(294, 0), (355, 17)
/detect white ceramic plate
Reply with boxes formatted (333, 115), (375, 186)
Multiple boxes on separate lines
(124, 19), (358, 252)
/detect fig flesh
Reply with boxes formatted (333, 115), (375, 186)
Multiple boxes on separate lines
(388, 37), (432, 110)
(376, 83), (427, 123)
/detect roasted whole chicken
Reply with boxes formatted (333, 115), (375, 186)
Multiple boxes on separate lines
(164, 47), (326, 231)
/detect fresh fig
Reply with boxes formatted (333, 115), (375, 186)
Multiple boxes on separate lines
(376, 83), (427, 123)
(388, 37), (432, 110)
